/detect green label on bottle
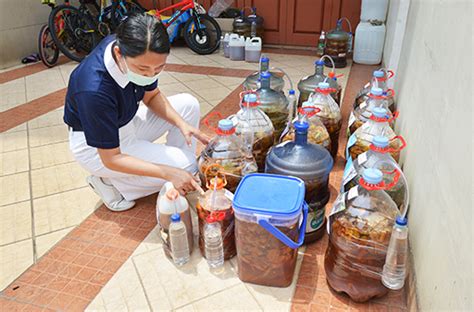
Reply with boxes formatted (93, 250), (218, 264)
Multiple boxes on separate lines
(306, 209), (325, 233)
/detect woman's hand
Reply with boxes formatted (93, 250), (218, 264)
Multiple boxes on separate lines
(178, 122), (210, 146)
(163, 166), (204, 195)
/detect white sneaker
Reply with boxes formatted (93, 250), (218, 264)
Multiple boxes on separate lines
(86, 176), (136, 212)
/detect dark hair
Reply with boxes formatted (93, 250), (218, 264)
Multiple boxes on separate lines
(115, 13), (170, 57)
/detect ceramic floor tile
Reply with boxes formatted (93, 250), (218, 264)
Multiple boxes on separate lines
(183, 78), (223, 92)
(4, 123), (27, 133)
(158, 82), (191, 97)
(28, 124), (69, 148)
(0, 130), (28, 153)
(0, 77), (26, 112)
(209, 75), (245, 87)
(133, 246), (240, 309)
(0, 201), (32, 245)
(33, 187), (100, 235)
(166, 55), (187, 65)
(131, 226), (162, 257)
(0, 172), (30, 206)
(169, 72), (209, 83)
(0, 148), (29, 176)
(193, 87), (232, 102)
(87, 260), (150, 312)
(27, 109), (64, 129)
(25, 68), (66, 102)
(58, 63), (78, 85)
(0, 239), (34, 291)
(30, 162), (89, 198)
(176, 284), (262, 312)
(29, 141), (74, 170)
(199, 101), (214, 116)
(35, 227), (74, 258)
(158, 71), (179, 85)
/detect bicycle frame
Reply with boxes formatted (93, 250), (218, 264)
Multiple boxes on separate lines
(154, 0), (196, 28)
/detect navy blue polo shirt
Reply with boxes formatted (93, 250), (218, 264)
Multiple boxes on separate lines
(64, 35), (158, 149)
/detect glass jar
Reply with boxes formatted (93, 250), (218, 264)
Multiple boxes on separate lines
(297, 59), (341, 106)
(324, 20), (350, 68)
(243, 56), (285, 92)
(325, 168), (400, 302)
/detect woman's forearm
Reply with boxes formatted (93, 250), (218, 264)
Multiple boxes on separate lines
(102, 152), (171, 180)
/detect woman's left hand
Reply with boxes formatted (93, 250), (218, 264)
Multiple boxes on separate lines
(179, 122), (210, 146)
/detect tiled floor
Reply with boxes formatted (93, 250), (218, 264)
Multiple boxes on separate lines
(0, 46), (409, 311)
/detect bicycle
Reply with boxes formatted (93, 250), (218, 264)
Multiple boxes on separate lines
(96, 0), (145, 37)
(48, 0), (100, 62)
(149, 0), (221, 55)
(38, 0), (62, 67)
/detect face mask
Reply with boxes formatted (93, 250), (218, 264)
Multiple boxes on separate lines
(123, 58), (160, 86)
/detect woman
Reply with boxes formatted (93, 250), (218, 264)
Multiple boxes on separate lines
(64, 13), (209, 212)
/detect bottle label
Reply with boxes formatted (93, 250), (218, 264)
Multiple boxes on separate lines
(348, 111), (356, 127)
(327, 193), (347, 233)
(358, 151), (368, 165)
(342, 157), (357, 191)
(338, 53), (346, 57)
(346, 133), (357, 160)
(305, 209), (325, 233)
(347, 186), (359, 200)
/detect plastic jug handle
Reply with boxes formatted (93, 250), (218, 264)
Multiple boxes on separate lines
(203, 111), (223, 132)
(257, 202), (309, 249)
(250, 37), (262, 44)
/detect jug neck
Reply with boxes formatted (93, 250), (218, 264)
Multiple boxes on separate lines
(260, 76), (271, 89)
(294, 128), (308, 145)
(315, 64), (324, 76)
(260, 60), (269, 72)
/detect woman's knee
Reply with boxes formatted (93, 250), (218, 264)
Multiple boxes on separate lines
(173, 93), (200, 120)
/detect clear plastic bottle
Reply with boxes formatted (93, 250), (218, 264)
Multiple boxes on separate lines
(169, 213), (190, 266)
(204, 217), (225, 268)
(250, 20), (257, 38)
(316, 31), (326, 56)
(354, 69), (395, 112)
(382, 216), (408, 290)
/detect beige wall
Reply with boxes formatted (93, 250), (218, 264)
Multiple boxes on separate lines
(385, 0), (472, 310)
(0, 0), (51, 69)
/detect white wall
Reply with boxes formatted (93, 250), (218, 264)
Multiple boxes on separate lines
(386, 0), (473, 310)
(0, 0), (51, 69)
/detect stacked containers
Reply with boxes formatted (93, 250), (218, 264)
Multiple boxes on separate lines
(266, 121), (333, 243)
(233, 174), (308, 287)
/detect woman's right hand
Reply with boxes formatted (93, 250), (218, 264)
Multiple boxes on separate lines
(163, 167), (204, 196)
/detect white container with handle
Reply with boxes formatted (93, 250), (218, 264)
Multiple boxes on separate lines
(245, 37), (262, 63)
(229, 34), (245, 61)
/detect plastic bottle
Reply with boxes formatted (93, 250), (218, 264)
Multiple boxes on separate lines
(316, 31), (326, 56)
(250, 20), (257, 38)
(354, 69), (395, 112)
(382, 216), (408, 290)
(204, 216), (225, 268)
(169, 213), (190, 266)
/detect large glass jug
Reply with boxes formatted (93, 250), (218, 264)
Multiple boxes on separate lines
(266, 121), (334, 243)
(347, 107), (401, 162)
(256, 71), (289, 140)
(324, 19), (350, 68)
(306, 82), (342, 158)
(342, 135), (408, 212)
(355, 69), (395, 112)
(230, 92), (274, 172)
(198, 117), (257, 192)
(297, 58), (340, 106)
(325, 168), (400, 302)
(232, 10), (250, 37)
(348, 87), (391, 136)
(243, 56), (285, 92)
(282, 104), (331, 153)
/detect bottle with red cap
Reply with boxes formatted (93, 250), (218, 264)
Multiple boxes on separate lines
(347, 107), (401, 161)
(348, 86), (392, 136)
(306, 81), (342, 158)
(197, 166), (236, 261)
(342, 135), (408, 211)
(199, 117), (257, 192)
(230, 91), (274, 172)
(355, 69), (395, 112)
(325, 168), (400, 302)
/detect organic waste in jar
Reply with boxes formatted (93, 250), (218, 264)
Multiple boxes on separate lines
(267, 121), (333, 244)
(197, 166), (236, 260)
(297, 57), (341, 106)
(325, 168), (400, 302)
(348, 86), (392, 136)
(355, 69), (396, 112)
(230, 91), (274, 172)
(233, 174), (308, 287)
(347, 107), (400, 162)
(307, 82), (342, 158)
(343, 135), (408, 212)
(198, 116), (257, 192)
(324, 19), (350, 68)
(282, 105), (331, 153)
(256, 71), (289, 140)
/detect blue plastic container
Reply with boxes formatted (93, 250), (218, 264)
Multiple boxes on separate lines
(233, 173), (308, 287)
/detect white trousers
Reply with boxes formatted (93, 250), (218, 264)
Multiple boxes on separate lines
(69, 93), (200, 201)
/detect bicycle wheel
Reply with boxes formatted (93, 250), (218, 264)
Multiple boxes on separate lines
(38, 24), (60, 68)
(183, 13), (222, 55)
(48, 4), (99, 62)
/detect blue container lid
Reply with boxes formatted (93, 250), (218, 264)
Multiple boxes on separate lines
(260, 56), (269, 63)
(243, 93), (257, 103)
(374, 70), (385, 78)
(233, 174), (305, 218)
(171, 213), (181, 222)
(289, 89), (295, 95)
(396, 215), (408, 226)
(371, 87), (383, 96)
(218, 119), (234, 130)
(260, 71), (271, 79)
(294, 121), (309, 133)
(315, 60), (324, 66)
(372, 136), (389, 148)
(362, 168), (383, 184)
(372, 107), (387, 118)
(318, 82), (330, 89)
